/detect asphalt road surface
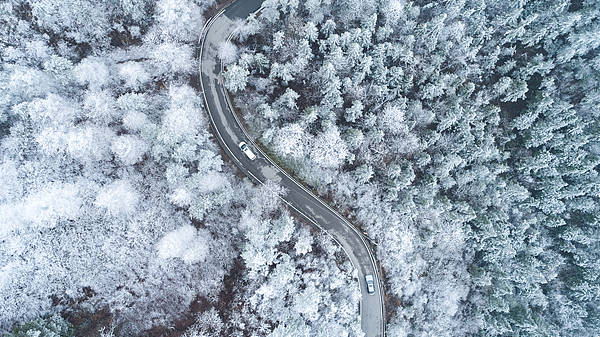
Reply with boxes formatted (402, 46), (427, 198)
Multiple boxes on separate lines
(199, 1), (385, 336)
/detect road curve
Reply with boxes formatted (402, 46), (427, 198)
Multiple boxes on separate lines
(198, 1), (385, 336)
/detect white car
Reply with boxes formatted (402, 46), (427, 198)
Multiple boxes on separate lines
(238, 141), (256, 160)
(365, 274), (375, 295)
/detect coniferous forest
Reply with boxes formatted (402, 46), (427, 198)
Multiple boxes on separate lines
(226, 0), (600, 335)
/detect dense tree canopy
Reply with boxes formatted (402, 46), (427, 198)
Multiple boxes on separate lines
(227, 0), (600, 335)
(0, 0), (360, 336)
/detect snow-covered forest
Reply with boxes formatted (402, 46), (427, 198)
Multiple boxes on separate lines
(226, 0), (600, 336)
(0, 1), (361, 336)
(2, 0), (599, 336)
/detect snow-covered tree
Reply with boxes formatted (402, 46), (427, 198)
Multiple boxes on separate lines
(111, 134), (149, 165)
(157, 224), (210, 264)
(94, 180), (140, 216)
(218, 40), (239, 65)
(118, 62), (150, 89)
(150, 42), (195, 76)
(6, 314), (74, 337)
(29, 0), (112, 46)
(82, 90), (118, 124)
(224, 64), (249, 92)
(73, 57), (110, 90)
(310, 126), (349, 169)
(154, 0), (204, 42)
(272, 123), (306, 159)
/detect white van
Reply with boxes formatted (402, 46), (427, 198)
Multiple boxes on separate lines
(238, 141), (256, 160)
(365, 274), (375, 295)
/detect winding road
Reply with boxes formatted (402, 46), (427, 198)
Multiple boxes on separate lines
(199, 1), (385, 336)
